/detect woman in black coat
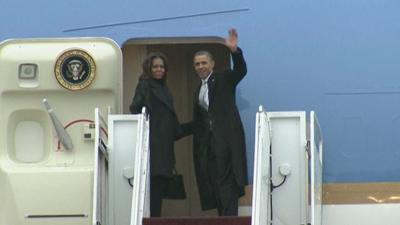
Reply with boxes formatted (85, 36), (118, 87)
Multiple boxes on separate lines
(129, 52), (188, 217)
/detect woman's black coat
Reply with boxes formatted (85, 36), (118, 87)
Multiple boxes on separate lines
(130, 78), (185, 177)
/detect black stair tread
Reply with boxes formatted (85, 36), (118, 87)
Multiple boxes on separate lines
(143, 216), (251, 225)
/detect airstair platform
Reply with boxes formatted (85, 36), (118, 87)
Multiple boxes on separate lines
(143, 216), (251, 225)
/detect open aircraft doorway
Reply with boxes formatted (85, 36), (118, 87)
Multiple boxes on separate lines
(121, 37), (231, 217)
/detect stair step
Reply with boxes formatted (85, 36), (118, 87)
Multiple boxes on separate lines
(143, 216), (251, 225)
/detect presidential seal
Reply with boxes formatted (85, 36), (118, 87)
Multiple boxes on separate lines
(55, 49), (96, 91)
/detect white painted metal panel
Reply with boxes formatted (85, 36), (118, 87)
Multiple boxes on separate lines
(108, 114), (140, 225)
(130, 109), (150, 225)
(251, 106), (272, 225)
(93, 108), (109, 225)
(310, 111), (323, 225)
(267, 111), (307, 225)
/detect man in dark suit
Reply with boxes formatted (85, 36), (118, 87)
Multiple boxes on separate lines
(191, 28), (248, 216)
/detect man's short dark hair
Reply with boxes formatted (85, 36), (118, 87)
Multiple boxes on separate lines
(194, 51), (214, 61)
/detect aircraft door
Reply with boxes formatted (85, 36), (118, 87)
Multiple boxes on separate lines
(0, 38), (122, 225)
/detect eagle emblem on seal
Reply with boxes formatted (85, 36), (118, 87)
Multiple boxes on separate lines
(55, 49), (96, 90)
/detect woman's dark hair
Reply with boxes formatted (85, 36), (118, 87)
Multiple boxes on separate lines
(139, 52), (168, 80)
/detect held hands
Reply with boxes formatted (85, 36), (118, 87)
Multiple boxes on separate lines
(225, 28), (238, 53)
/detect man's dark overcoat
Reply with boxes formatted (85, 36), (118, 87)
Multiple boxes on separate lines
(192, 48), (248, 210)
